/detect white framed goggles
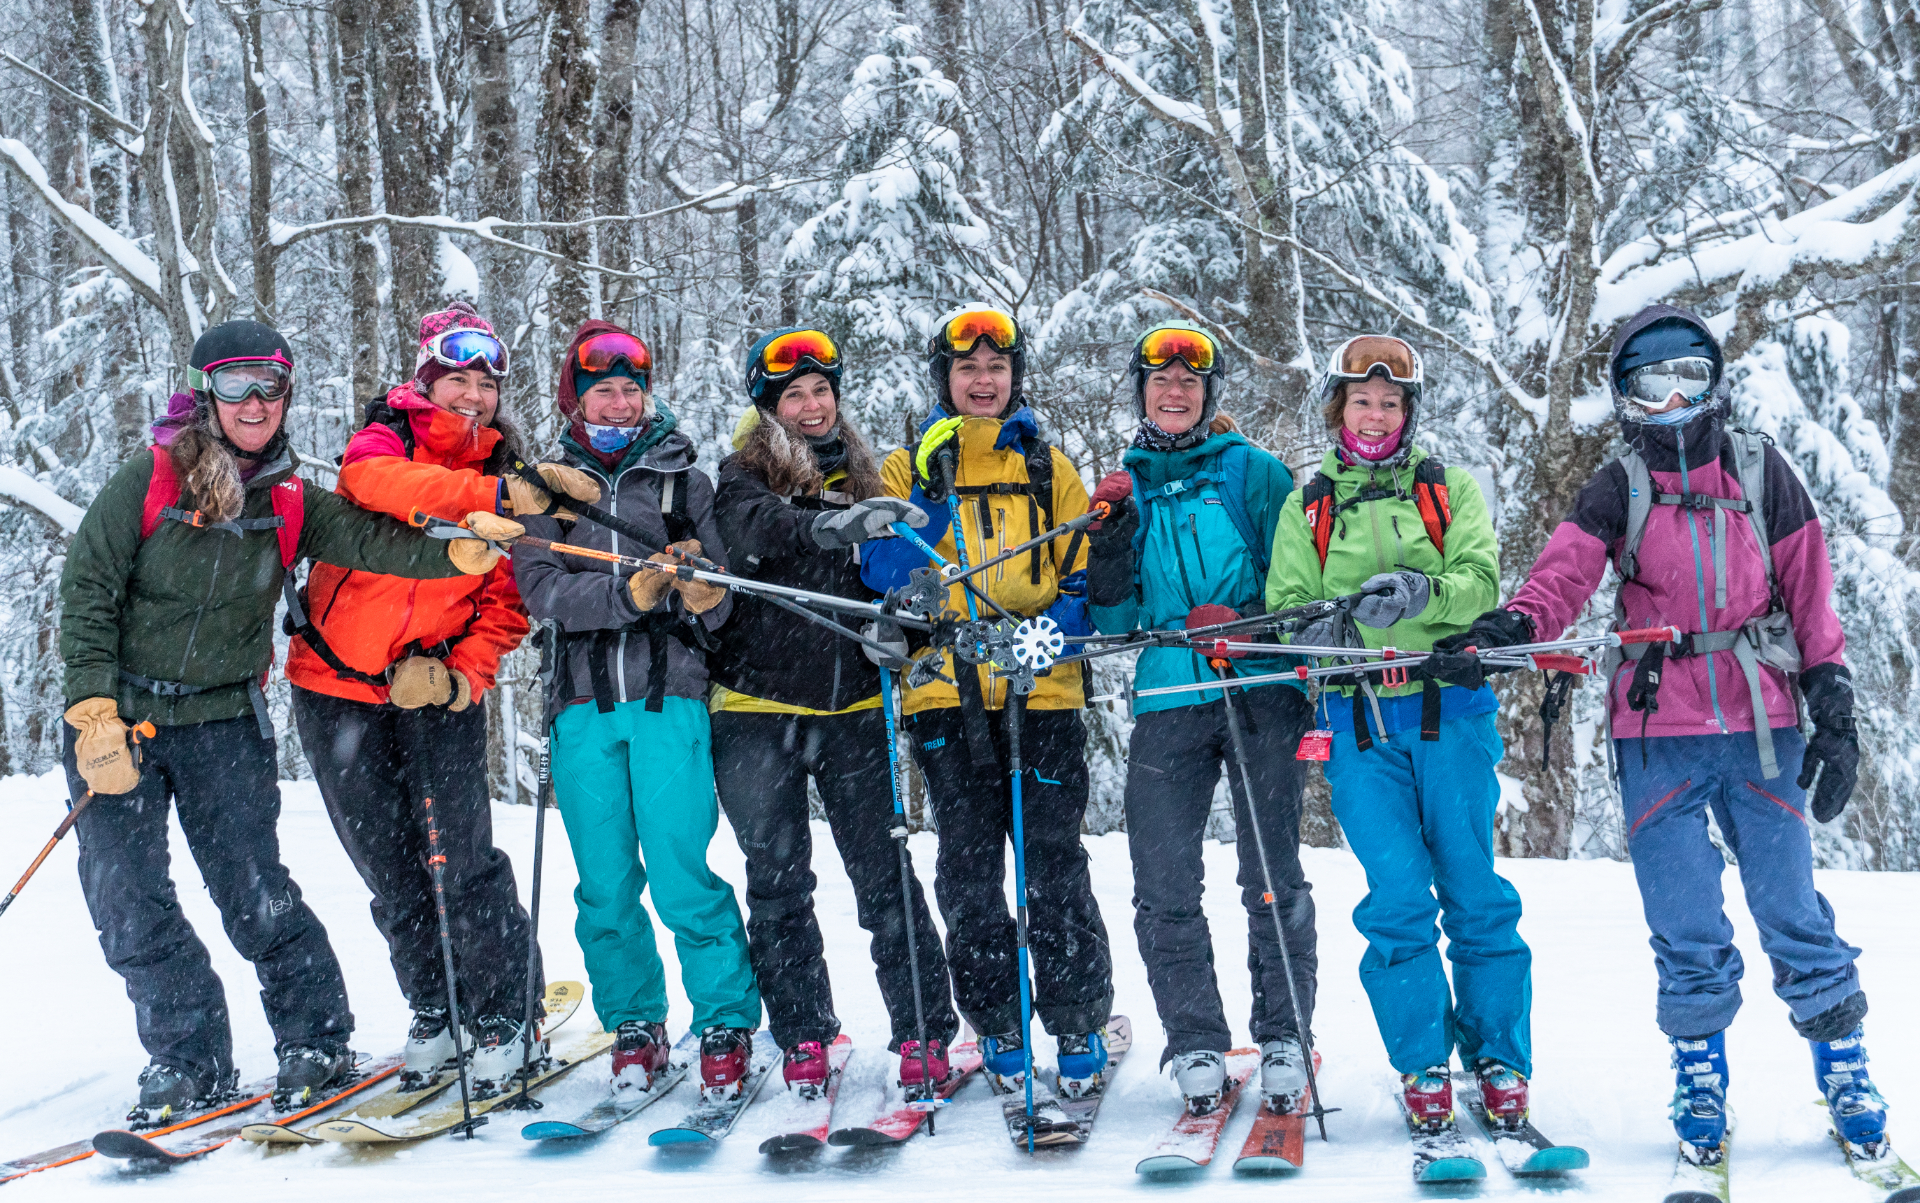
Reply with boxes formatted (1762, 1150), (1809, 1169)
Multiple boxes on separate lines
(1624, 357), (1715, 409)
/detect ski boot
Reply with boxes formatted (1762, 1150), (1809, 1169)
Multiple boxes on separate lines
(401, 1006), (457, 1091)
(1812, 1027), (1889, 1153)
(1670, 1031), (1729, 1165)
(1056, 1028), (1109, 1099)
(699, 1026), (755, 1103)
(1260, 1037), (1310, 1113)
(468, 1014), (543, 1096)
(1473, 1058), (1530, 1131)
(612, 1020), (670, 1093)
(898, 1039), (950, 1093)
(1401, 1065), (1455, 1133)
(1171, 1049), (1227, 1116)
(128, 1062), (234, 1128)
(274, 1042), (355, 1111)
(981, 1030), (1027, 1095)
(782, 1040), (829, 1100)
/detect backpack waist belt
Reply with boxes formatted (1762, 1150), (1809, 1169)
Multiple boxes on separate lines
(118, 669), (274, 741)
(1611, 608), (1802, 778)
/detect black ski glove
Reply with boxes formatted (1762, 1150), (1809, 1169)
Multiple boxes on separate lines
(1432, 608), (1536, 655)
(1798, 662), (1859, 823)
(1084, 496), (1140, 608)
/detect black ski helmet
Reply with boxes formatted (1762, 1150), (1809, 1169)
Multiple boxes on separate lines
(745, 327), (843, 411)
(926, 305), (1025, 416)
(187, 319), (295, 459)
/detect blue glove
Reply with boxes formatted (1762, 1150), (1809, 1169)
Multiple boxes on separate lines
(1042, 570), (1091, 657)
(859, 486), (954, 592)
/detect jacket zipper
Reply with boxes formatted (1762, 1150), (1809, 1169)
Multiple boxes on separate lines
(178, 538), (225, 680)
(610, 461), (631, 706)
(1366, 469), (1392, 576)
(1186, 510), (1209, 579)
(1167, 506), (1199, 608)
(1676, 428), (1727, 732)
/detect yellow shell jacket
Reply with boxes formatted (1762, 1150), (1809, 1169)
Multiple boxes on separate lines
(874, 415), (1089, 714)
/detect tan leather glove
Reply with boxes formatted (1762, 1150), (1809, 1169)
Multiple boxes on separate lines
(628, 555), (676, 611)
(65, 697), (141, 794)
(449, 512), (524, 574)
(665, 539), (726, 615)
(504, 464), (602, 520)
(388, 657), (472, 710)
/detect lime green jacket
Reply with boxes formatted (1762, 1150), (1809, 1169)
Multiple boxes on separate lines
(1264, 446), (1500, 699)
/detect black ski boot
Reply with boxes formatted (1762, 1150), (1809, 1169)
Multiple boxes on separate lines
(128, 1062), (234, 1128)
(273, 1042), (356, 1111)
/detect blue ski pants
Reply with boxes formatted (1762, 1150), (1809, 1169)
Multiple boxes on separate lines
(1324, 711), (1532, 1076)
(1618, 727), (1861, 1038)
(550, 696), (761, 1035)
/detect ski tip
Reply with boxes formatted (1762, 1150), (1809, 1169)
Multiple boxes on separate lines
(1661, 1193), (1726, 1203)
(1416, 1156), (1486, 1182)
(647, 1128), (717, 1147)
(1883, 1189), (1920, 1203)
(1135, 1154), (1204, 1175)
(758, 1133), (824, 1155)
(89, 1131), (179, 1163)
(520, 1121), (591, 1141)
(1518, 1144), (1590, 1174)
(826, 1128), (898, 1147)
(1234, 1155), (1303, 1174)
(238, 1123), (318, 1145)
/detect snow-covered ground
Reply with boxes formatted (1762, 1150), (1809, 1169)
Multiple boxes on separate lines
(2, 766), (1914, 1201)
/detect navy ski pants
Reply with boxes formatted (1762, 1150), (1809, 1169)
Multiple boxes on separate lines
(1619, 727), (1862, 1038)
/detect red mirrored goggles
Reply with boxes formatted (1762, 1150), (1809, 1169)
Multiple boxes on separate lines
(575, 330), (653, 377)
(758, 329), (840, 377)
(1136, 327), (1219, 374)
(938, 308), (1021, 355)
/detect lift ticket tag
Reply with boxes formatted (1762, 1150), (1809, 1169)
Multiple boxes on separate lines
(1295, 729), (1333, 761)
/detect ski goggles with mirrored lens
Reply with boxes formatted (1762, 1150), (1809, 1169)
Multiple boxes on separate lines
(1136, 326), (1219, 374)
(575, 330), (653, 378)
(1624, 357), (1715, 409)
(758, 329), (840, 378)
(425, 328), (509, 377)
(188, 358), (294, 404)
(1326, 335), (1422, 387)
(938, 308), (1022, 356)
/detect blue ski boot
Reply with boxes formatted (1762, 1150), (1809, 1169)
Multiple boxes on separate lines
(982, 1031), (1027, 1095)
(1056, 1029), (1109, 1099)
(1670, 1032), (1729, 1164)
(1812, 1027), (1888, 1150)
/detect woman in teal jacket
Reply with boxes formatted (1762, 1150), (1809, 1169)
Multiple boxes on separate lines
(1085, 327), (1315, 1118)
(1264, 335), (1529, 1137)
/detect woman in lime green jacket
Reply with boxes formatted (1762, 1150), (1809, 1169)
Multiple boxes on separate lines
(1264, 336), (1532, 1136)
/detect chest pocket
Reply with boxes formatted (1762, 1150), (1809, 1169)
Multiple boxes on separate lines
(1140, 474), (1259, 615)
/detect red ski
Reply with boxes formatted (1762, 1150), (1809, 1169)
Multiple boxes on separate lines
(1135, 1047), (1258, 1173)
(827, 1037), (982, 1146)
(1233, 1049), (1322, 1172)
(757, 1035), (854, 1153)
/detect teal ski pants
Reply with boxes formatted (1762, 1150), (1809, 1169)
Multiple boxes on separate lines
(1323, 710), (1532, 1077)
(550, 696), (761, 1034)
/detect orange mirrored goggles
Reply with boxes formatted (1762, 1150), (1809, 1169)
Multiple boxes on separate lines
(759, 329), (840, 377)
(1329, 335), (1420, 385)
(940, 308), (1021, 354)
(1136, 327), (1218, 373)
(576, 330), (652, 376)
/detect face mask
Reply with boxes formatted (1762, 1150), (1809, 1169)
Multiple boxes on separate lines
(586, 422), (638, 452)
(1645, 403), (1707, 426)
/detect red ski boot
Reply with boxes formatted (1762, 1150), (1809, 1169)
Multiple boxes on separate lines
(700, 1027), (754, 1102)
(783, 1040), (829, 1099)
(1401, 1065), (1455, 1132)
(612, 1021), (670, 1093)
(898, 1039), (950, 1092)
(1474, 1059), (1529, 1130)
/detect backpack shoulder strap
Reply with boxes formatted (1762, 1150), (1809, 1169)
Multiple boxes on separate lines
(1411, 454), (1452, 556)
(1728, 428), (1776, 588)
(1216, 443), (1269, 578)
(1618, 449), (1654, 581)
(1300, 470), (1337, 567)
(140, 446), (180, 540)
(270, 477), (305, 569)
(660, 469), (698, 545)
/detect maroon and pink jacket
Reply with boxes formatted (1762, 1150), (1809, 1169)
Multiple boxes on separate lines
(1505, 306), (1845, 738)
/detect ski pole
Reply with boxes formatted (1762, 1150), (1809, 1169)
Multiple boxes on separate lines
(3, 720), (158, 919)
(889, 518), (1017, 624)
(1211, 659), (1338, 1140)
(925, 502), (1110, 589)
(502, 705), (551, 1112)
(1007, 690), (1037, 1151)
(424, 796), (487, 1137)
(880, 667), (938, 1132)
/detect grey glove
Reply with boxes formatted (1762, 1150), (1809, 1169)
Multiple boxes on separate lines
(1294, 615), (1346, 652)
(861, 619), (909, 667)
(1353, 571), (1432, 629)
(811, 497), (930, 551)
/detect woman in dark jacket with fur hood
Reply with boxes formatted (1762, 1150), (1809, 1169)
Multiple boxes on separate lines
(710, 328), (956, 1097)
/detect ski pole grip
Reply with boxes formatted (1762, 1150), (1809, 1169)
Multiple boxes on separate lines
(1527, 654), (1594, 675)
(1615, 625), (1683, 646)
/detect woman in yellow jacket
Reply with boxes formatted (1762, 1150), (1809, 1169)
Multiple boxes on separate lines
(859, 306), (1113, 1101)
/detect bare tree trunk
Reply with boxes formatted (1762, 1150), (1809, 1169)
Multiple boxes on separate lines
(592, 0), (639, 312)
(229, 0), (276, 319)
(460, 0), (522, 319)
(538, 0), (598, 337)
(374, 0), (450, 358)
(335, 0), (383, 398)
(70, 0), (126, 228)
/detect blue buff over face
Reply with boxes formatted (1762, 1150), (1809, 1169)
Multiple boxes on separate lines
(586, 421), (638, 452)
(1646, 403), (1709, 426)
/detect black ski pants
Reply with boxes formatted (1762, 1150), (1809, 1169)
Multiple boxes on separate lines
(292, 686), (539, 1020)
(712, 707), (955, 1051)
(906, 703), (1113, 1038)
(1125, 685), (1318, 1064)
(64, 717), (353, 1080)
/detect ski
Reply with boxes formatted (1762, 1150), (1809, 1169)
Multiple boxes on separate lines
(243, 979), (586, 1144)
(1135, 1046), (1257, 1174)
(1002, 1014), (1132, 1150)
(90, 1052), (405, 1166)
(0, 1072), (279, 1183)
(826, 1036), (982, 1146)
(1451, 1070), (1588, 1176)
(757, 1034), (854, 1153)
(1831, 1130), (1920, 1200)
(1399, 1096), (1484, 1183)
(304, 1028), (616, 1143)
(647, 1030), (780, 1146)
(1233, 1049), (1322, 1173)
(520, 1031), (697, 1140)
(1662, 1138), (1730, 1203)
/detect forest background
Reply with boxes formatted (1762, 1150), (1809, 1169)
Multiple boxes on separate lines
(2, 0), (1917, 867)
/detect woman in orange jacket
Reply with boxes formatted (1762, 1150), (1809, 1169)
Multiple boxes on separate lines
(287, 301), (602, 1094)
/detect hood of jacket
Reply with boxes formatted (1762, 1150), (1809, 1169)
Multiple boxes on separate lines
(559, 405), (690, 478)
(1609, 304), (1732, 463)
(1123, 430), (1249, 487)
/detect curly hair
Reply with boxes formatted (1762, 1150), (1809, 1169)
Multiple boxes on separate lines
(731, 409), (884, 501)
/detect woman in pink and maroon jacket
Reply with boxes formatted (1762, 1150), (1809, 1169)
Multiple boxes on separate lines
(1432, 305), (1879, 1169)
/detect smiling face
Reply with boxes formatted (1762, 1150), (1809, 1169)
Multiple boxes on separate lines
(581, 376), (648, 427)
(947, 343), (1013, 417)
(774, 372), (838, 437)
(1341, 376), (1408, 441)
(427, 368), (500, 426)
(216, 394), (286, 456)
(1144, 361), (1206, 434)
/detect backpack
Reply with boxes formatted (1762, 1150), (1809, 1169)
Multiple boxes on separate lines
(1125, 441), (1268, 592)
(950, 436), (1069, 585)
(1299, 454), (1452, 568)
(140, 444), (304, 566)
